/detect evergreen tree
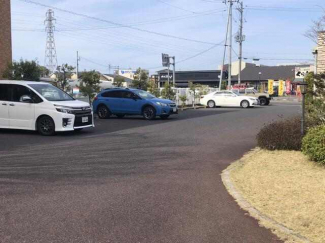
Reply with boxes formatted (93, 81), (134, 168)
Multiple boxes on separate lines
(3, 59), (42, 81)
(79, 70), (101, 104)
(131, 68), (148, 90)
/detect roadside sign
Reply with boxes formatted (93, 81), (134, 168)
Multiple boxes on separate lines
(286, 80), (291, 94)
(295, 66), (311, 79)
(278, 80), (284, 96)
(268, 80), (274, 95)
(73, 87), (80, 95)
(162, 53), (170, 67)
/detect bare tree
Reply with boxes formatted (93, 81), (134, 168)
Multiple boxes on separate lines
(305, 14), (325, 44)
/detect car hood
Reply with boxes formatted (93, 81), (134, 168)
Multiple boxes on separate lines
(50, 100), (90, 108)
(150, 98), (174, 104)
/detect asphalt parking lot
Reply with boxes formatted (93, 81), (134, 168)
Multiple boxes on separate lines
(0, 103), (301, 243)
(0, 107), (234, 151)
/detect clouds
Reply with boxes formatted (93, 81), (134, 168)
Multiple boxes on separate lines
(11, 0), (324, 73)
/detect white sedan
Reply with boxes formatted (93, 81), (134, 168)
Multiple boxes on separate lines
(200, 91), (259, 108)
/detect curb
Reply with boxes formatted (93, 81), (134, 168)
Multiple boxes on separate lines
(221, 159), (311, 243)
(181, 106), (206, 111)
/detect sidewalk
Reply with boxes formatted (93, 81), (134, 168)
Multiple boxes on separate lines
(272, 96), (301, 103)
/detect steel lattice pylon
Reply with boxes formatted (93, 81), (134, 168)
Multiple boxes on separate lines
(44, 9), (58, 73)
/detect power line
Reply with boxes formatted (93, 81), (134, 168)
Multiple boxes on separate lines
(18, 0), (222, 46)
(13, 9), (226, 32)
(177, 40), (224, 64)
(157, 0), (197, 14)
(245, 5), (323, 12)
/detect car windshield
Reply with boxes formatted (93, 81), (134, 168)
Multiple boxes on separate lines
(133, 90), (156, 99)
(28, 84), (74, 101)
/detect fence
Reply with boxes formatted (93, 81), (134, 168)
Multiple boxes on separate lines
(159, 87), (219, 106)
(72, 87), (219, 107)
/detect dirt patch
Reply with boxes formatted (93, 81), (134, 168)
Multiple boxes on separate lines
(229, 149), (325, 243)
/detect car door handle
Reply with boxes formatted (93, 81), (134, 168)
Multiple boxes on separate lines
(9, 104), (15, 106)
(2, 103), (7, 106)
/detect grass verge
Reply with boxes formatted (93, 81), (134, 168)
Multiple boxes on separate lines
(229, 149), (325, 243)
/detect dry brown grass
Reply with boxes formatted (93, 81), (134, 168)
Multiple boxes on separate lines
(230, 149), (325, 243)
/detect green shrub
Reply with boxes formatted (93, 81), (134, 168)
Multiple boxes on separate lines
(257, 117), (303, 151)
(302, 125), (325, 164)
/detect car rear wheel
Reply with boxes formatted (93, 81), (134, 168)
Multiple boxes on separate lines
(97, 105), (111, 119)
(37, 116), (55, 136)
(143, 106), (156, 120)
(160, 115), (170, 120)
(241, 100), (250, 108)
(207, 100), (215, 108)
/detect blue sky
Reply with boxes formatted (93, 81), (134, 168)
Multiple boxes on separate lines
(11, 0), (325, 74)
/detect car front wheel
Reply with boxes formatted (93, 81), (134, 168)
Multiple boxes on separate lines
(241, 100), (250, 108)
(143, 106), (156, 120)
(37, 116), (55, 136)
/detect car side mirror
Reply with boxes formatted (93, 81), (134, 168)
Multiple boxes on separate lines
(132, 95), (140, 100)
(21, 95), (33, 103)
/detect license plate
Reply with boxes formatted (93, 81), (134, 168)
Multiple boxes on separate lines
(82, 117), (88, 123)
(173, 108), (177, 112)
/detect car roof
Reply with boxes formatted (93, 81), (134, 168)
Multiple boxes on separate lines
(0, 80), (49, 85)
(101, 88), (139, 92)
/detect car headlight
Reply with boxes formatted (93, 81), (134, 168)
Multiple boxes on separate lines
(56, 107), (73, 114)
(156, 102), (168, 107)
(249, 98), (256, 101)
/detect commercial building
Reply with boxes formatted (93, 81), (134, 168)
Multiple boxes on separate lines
(0, 0), (12, 79)
(157, 70), (221, 88)
(114, 69), (136, 80)
(156, 62), (311, 89)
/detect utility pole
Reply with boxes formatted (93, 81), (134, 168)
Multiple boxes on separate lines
(44, 9), (58, 73)
(109, 64), (119, 74)
(219, 1), (231, 90)
(228, 1), (233, 90)
(76, 51), (80, 79)
(236, 1), (245, 84)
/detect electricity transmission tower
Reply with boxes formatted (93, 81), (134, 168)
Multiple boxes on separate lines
(44, 9), (58, 73)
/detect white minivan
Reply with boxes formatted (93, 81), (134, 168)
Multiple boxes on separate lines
(0, 80), (94, 136)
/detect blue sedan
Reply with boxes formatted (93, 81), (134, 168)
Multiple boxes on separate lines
(93, 88), (178, 120)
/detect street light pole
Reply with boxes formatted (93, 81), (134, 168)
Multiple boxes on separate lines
(172, 56), (176, 87)
(302, 93), (306, 135)
(299, 82), (308, 136)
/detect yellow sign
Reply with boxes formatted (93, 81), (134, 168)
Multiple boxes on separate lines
(278, 80), (284, 96)
(268, 80), (274, 95)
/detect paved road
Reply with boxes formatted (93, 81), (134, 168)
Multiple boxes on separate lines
(0, 103), (300, 243)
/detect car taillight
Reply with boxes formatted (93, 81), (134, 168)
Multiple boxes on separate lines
(94, 96), (98, 101)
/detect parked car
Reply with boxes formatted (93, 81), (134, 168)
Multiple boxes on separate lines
(0, 80), (94, 136)
(200, 91), (259, 108)
(93, 88), (178, 120)
(232, 88), (271, 106)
